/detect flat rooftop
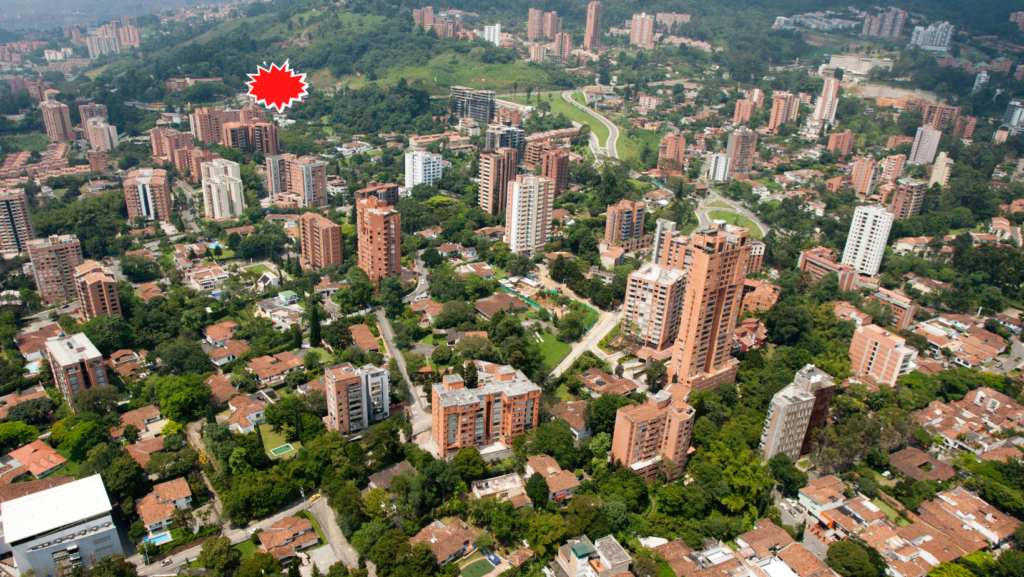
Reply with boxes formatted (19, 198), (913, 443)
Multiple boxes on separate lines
(2, 475), (112, 543)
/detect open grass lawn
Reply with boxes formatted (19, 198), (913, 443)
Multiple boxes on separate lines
(617, 129), (662, 166)
(461, 559), (495, 577)
(505, 94), (611, 147)
(706, 211), (764, 239)
(872, 498), (911, 526)
(532, 332), (571, 367)
(246, 264), (270, 276)
(56, 449), (82, 478)
(0, 133), (52, 153)
(259, 424), (302, 459)
(233, 540), (257, 559)
(705, 200), (734, 209)
(418, 334), (435, 345)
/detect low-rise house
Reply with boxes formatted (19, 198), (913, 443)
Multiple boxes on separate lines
(138, 283), (166, 302)
(445, 331), (488, 348)
(916, 487), (1021, 550)
(549, 535), (631, 577)
(255, 271), (280, 292)
(137, 478), (192, 537)
(204, 320), (239, 347)
(206, 374), (238, 406)
(470, 473), (530, 505)
(777, 543), (837, 577)
(126, 437), (166, 467)
(416, 227), (442, 239)
(412, 299), (446, 324)
(736, 519), (795, 561)
(475, 226), (505, 240)
(106, 349), (148, 379)
(111, 405), (162, 441)
(525, 454), (580, 501)
(0, 386), (49, 421)
(14, 324), (63, 361)
(889, 447), (956, 481)
(349, 324), (380, 352)
(732, 318), (768, 354)
(247, 352), (304, 387)
(255, 293), (305, 330)
(259, 516), (320, 564)
(315, 278), (344, 298)
(600, 245), (625, 268)
(578, 368), (637, 397)
(227, 396), (268, 433)
(550, 401), (590, 440)
(798, 475), (847, 520)
(6, 441), (66, 479)
(475, 294), (528, 320)
(207, 339), (250, 367)
(456, 262), (494, 279)
(366, 461), (417, 495)
(408, 520), (477, 565)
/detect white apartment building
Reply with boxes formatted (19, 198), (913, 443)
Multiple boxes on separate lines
(841, 204), (893, 276)
(85, 118), (118, 152)
(505, 175), (553, 256)
(201, 159), (245, 220)
(703, 153), (731, 182)
(760, 383), (815, 462)
(404, 149), (443, 189)
(813, 77), (840, 125)
(483, 23), (502, 45)
(909, 124), (941, 165)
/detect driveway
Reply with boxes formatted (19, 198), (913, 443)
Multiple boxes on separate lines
(551, 308), (622, 378)
(376, 309), (432, 437)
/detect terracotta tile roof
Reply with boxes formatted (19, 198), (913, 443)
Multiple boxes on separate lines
(653, 540), (697, 577)
(508, 493), (533, 509)
(980, 445), (1024, 463)
(0, 475), (74, 513)
(526, 454), (579, 494)
(777, 544), (831, 577)
(579, 368), (638, 396)
(409, 521), (477, 564)
(247, 352), (303, 381)
(155, 477), (191, 502)
(507, 547), (535, 567)
(367, 461), (417, 491)
(737, 519), (794, 559)
(228, 396), (267, 429)
(206, 374), (238, 405)
(550, 401), (588, 432)
(0, 387), (49, 420)
(7, 440), (67, 477)
(127, 437), (166, 467)
(889, 447), (955, 481)
(111, 405), (161, 438)
(138, 283), (166, 302)
(350, 324), (379, 351)
(411, 299), (438, 312)
(208, 339), (250, 360)
(204, 320), (239, 343)
(259, 516), (318, 558)
(15, 324), (63, 357)
(475, 294), (528, 319)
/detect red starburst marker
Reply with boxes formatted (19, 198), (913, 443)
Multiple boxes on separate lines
(246, 61), (309, 114)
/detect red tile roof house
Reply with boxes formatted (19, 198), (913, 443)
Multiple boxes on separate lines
(246, 352), (303, 387)
(409, 520), (477, 565)
(206, 374), (240, 406)
(137, 478), (193, 537)
(203, 320), (240, 347)
(525, 454), (580, 501)
(7, 441), (67, 479)
(127, 437), (166, 467)
(15, 324), (63, 361)
(110, 405), (163, 441)
(349, 324), (380, 352)
(207, 339), (251, 367)
(259, 517), (320, 563)
(0, 386), (49, 421)
(228, 396), (268, 434)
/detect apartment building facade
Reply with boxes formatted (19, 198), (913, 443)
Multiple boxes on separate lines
(909, 124), (941, 165)
(841, 205), (893, 276)
(851, 158), (878, 196)
(769, 91), (800, 132)
(850, 324), (918, 384)
(827, 130), (854, 156)
(760, 383), (815, 462)
(797, 246), (858, 290)
(299, 212), (343, 269)
(323, 363), (390, 435)
(889, 178), (927, 220)
(0, 190), (33, 257)
(610, 390), (696, 481)
(357, 197), (401, 281)
(266, 154), (328, 208)
(630, 13), (655, 48)
(726, 127), (758, 174)
(86, 118), (119, 152)
(27, 234), (84, 305)
(505, 175), (554, 256)
(478, 148), (519, 215)
(431, 363), (541, 460)
(604, 199), (647, 252)
(451, 86), (496, 123)
(124, 168), (172, 222)
(200, 159), (245, 220)
(541, 148), (569, 194)
(74, 260), (121, 320)
(622, 263), (687, 355)
(405, 149), (443, 189)
(41, 100), (73, 141)
(584, 1), (603, 50)
(45, 333), (108, 407)
(658, 134), (686, 169)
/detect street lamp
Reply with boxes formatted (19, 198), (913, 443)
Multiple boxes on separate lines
(140, 538), (150, 565)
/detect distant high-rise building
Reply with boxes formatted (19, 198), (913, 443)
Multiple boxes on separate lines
(629, 13), (655, 49)
(1003, 99), (1024, 129)
(1012, 12), (1024, 31)
(299, 212), (343, 270)
(850, 324), (917, 385)
(929, 152), (954, 188)
(324, 363), (391, 435)
(908, 124), (941, 165)
(77, 102), (107, 122)
(910, 21), (954, 51)
(553, 32), (573, 63)
(841, 205), (893, 276)
(861, 7), (907, 38)
(405, 150), (443, 189)
(85, 35), (119, 59)
(124, 168), (172, 222)
(733, 99), (755, 123)
(88, 151), (107, 172)
(45, 333), (107, 407)
(726, 127), (758, 174)
(485, 124), (526, 152)
(827, 129), (854, 156)
(584, 1), (603, 51)
(953, 116), (977, 139)
(610, 391), (695, 481)
(973, 71), (989, 93)
(541, 148), (569, 195)
(451, 86), (496, 123)
(357, 197), (401, 282)
(543, 11), (562, 38)
(880, 154), (906, 182)
(0, 190), (33, 257)
(528, 8), (544, 41)
(413, 6), (434, 30)
(605, 199), (647, 252)
(904, 99), (960, 131)
(479, 148), (519, 215)
(150, 127), (193, 158)
(768, 91), (799, 132)
(85, 118), (118, 152)
(760, 382), (815, 462)
(266, 154), (328, 208)
(201, 159), (245, 220)
(41, 100), (73, 141)
(74, 260), (120, 321)
(794, 364), (836, 454)
(658, 133), (686, 170)
(889, 178), (927, 220)
(221, 121), (279, 156)
(850, 158), (878, 195)
(355, 181), (399, 206)
(505, 175), (553, 256)
(27, 234), (83, 305)
(813, 77), (840, 125)
(703, 153), (731, 182)
(483, 23), (502, 45)
(798, 246), (858, 291)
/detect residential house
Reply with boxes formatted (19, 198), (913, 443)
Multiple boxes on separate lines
(475, 294), (528, 319)
(550, 401), (590, 440)
(207, 339), (250, 367)
(0, 386), (49, 421)
(227, 396), (268, 433)
(366, 461), (418, 494)
(126, 437), (166, 467)
(525, 454), (580, 501)
(206, 374), (239, 406)
(5, 441), (67, 478)
(736, 519), (795, 560)
(136, 478), (192, 537)
(349, 324), (380, 352)
(889, 447), (956, 481)
(246, 352), (304, 387)
(408, 520), (477, 565)
(578, 368), (638, 397)
(255, 292), (305, 330)
(259, 516), (320, 564)
(14, 324), (63, 362)
(203, 320), (239, 347)
(111, 405), (162, 441)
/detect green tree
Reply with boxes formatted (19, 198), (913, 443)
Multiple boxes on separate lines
(379, 274), (405, 318)
(362, 488), (391, 521)
(453, 446), (485, 481)
(102, 455), (147, 503)
(929, 563), (978, 577)
(0, 421), (39, 453)
(307, 304), (324, 348)
(198, 537), (240, 577)
(826, 541), (879, 577)
(525, 512), (566, 556)
(531, 420), (577, 468)
(526, 473), (550, 508)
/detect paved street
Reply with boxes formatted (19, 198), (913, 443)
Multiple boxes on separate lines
(552, 308), (622, 378)
(562, 90), (620, 160)
(696, 186), (771, 237)
(375, 309), (432, 437)
(403, 251), (428, 304)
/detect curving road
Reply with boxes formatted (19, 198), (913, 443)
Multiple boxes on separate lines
(561, 91), (620, 160)
(696, 185), (771, 237)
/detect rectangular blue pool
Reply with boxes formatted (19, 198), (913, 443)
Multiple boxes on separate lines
(144, 533), (173, 546)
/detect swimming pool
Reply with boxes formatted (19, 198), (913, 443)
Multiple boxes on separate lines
(144, 532), (173, 546)
(270, 444), (295, 457)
